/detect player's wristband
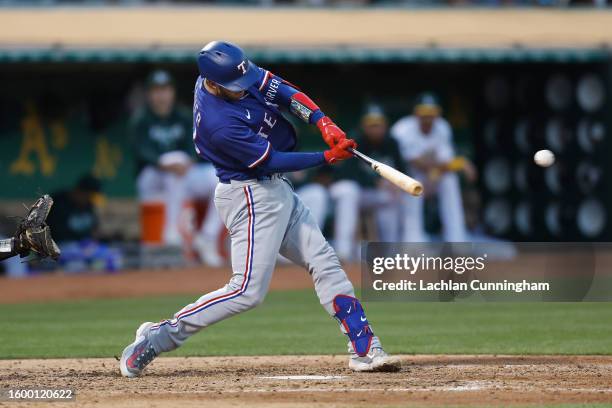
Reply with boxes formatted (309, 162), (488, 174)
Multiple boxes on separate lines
(290, 93), (324, 124)
(310, 110), (325, 124)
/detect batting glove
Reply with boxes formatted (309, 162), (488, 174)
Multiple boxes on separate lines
(324, 139), (357, 164)
(317, 116), (347, 148)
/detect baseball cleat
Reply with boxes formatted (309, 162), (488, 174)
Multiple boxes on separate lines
(348, 348), (401, 372)
(119, 322), (157, 378)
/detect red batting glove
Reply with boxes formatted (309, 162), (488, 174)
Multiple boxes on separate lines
(317, 116), (346, 148)
(324, 139), (357, 164)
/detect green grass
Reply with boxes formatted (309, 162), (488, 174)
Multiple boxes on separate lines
(392, 406), (612, 408)
(1, 289), (611, 358)
(394, 406), (612, 408)
(540, 406), (612, 408)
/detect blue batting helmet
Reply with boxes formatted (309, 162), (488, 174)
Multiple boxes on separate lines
(197, 41), (259, 92)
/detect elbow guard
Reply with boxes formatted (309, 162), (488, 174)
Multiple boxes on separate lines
(290, 92), (324, 124)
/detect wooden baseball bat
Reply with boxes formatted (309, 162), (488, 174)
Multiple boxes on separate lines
(348, 148), (423, 196)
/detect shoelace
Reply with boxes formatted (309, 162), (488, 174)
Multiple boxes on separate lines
(134, 343), (157, 369)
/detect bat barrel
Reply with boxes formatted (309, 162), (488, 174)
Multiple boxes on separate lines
(412, 183), (423, 196)
(349, 147), (423, 196)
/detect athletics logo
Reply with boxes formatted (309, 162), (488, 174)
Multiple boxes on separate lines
(237, 61), (247, 75)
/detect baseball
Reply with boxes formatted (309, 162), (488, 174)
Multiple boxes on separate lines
(534, 149), (555, 167)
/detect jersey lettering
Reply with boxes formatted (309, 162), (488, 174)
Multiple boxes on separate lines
(257, 127), (269, 139)
(257, 112), (277, 139)
(264, 78), (281, 103)
(263, 112), (277, 128)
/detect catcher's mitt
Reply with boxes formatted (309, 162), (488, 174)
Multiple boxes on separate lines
(15, 194), (61, 260)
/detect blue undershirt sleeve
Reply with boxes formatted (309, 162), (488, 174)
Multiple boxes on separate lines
(258, 149), (326, 173)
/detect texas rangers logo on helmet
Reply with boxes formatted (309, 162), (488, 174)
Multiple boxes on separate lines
(237, 60), (247, 75)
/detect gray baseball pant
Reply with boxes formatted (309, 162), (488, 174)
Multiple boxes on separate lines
(148, 176), (381, 353)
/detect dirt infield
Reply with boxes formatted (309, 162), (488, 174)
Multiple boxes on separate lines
(1, 355), (612, 407)
(0, 264), (361, 304)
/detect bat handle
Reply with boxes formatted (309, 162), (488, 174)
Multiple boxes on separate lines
(347, 148), (373, 165)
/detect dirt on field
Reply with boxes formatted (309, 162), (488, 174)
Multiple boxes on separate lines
(1, 355), (612, 407)
(4, 247), (612, 304)
(0, 264), (362, 304)
(2, 262), (612, 407)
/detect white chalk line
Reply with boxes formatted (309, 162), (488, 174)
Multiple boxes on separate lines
(258, 375), (346, 380)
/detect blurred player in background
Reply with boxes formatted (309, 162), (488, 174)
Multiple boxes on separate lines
(46, 175), (122, 272)
(131, 70), (223, 265)
(391, 93), (477, 242)
(299, 106), (406, 260)
(292, 166), (334, 231)
(46, 175), (102, 244)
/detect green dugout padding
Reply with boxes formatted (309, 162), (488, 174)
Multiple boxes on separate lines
(0, 47), (609, 64)
(0, 111), (134, 198)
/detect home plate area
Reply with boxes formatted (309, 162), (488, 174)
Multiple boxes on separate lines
(1, 355), (612, 407)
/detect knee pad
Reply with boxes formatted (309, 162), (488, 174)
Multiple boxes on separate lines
(333, 294), (373, 357)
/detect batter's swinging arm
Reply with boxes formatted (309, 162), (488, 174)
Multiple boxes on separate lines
(348, 148), (423, 197)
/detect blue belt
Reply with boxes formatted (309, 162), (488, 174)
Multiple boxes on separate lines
(219, 174), (276, 184)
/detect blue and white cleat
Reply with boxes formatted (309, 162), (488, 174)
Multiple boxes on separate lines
(119, 322), (158, 378)
(349, 347), (401, 372)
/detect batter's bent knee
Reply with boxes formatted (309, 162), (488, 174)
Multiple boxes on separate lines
(226, 274), (266, 312)
(231, 290), (265, 313)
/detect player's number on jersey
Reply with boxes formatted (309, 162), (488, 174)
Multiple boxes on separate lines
(194, 112), (202, 141)
(193, 112), (202, 154)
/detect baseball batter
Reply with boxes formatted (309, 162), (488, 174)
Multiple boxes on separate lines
(119, 41), (400, 377)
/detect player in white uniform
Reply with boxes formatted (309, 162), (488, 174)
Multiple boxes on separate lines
(391, 93), (476, 242)
(133, 70), (224, 265)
